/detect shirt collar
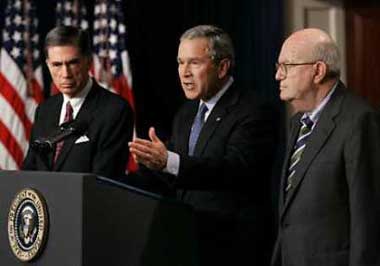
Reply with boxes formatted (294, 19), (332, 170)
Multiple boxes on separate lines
(303, 81), (338, 126)
(200, 76), (233, 114)
(61, 78), (92, 120)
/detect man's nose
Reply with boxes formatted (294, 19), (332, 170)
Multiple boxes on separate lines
(181, 64), (192, 77)
(61, 63), (72, 77)
(275, 68), (283, 81)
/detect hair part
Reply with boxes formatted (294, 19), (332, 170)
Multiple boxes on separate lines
(180, 25), (235, 74)
(44, 26), (92, 58)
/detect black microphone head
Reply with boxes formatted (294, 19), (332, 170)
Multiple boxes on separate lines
(69, 120), (88, 135)
(31, 139), (53, 152)
(30, 120), (88, 154)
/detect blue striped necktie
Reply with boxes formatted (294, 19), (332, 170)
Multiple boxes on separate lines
(188, 103), (208, 156)
(285, 116), (314, 193)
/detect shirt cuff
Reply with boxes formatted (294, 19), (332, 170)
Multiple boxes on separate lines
(163, 151), (180, 176)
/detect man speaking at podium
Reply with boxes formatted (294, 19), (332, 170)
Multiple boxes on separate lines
(22, 26), (133, 180)
(129, 25), (277, 266)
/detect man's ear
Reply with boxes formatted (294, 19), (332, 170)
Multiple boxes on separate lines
(313, 61), (328, 84)
(217, 58), (231, 79)
(83, 56), (93, 72)
(45, 59), (52, 71)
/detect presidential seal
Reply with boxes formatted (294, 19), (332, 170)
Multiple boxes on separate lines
(8, 188), (48, 262)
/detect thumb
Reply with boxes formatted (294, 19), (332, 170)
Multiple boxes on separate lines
(148, 127), (160, 143)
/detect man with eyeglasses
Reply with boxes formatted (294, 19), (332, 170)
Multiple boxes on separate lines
(271, 28), (380, 266)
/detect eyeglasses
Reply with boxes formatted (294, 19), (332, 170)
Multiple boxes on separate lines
(275, 62), (316, 76)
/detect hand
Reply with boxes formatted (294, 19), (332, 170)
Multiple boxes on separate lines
(129, 127), (168, 170)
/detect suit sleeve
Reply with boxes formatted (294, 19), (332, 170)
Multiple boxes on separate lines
(345, 111), (380, 266)
(92, 100), (134, 179)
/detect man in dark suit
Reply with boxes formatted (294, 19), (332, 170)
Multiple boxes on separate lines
(23, 26), (133, 179)
(129, 25), (277, 266)
(271, 28), (380, 266)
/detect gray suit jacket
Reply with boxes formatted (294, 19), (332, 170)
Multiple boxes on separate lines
(272, 81), (380, 266)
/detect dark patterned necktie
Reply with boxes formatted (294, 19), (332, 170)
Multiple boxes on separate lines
(54, 101), (73, 164)
(285, 116), (314, 193)
(188, 103), (208, 156)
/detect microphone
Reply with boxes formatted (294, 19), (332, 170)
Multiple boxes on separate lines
(31, 120), (88, 152)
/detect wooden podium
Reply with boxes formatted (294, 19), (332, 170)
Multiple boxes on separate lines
(0, 171), (198, 266)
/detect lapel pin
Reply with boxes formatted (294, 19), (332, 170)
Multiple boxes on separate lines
(216, 117), (221, 122)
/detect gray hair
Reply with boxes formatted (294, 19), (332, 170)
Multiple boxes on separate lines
(312, 40), (341, 79)
(180, 25), (235, 72)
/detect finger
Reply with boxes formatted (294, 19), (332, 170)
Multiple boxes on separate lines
(130, 138), (153, 146)
(129, 147), (152, 162)
(129, 144), (154, 156)
(129, 142), (153, 153)
(149, 127), (161, 143)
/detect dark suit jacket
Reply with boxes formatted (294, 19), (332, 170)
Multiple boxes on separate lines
(22, 81), (134, 179)
(271, 81), (380, 266)
(153, 84), (278, 266)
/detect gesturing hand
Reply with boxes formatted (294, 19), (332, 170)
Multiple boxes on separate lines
(128, 127), (168, 170)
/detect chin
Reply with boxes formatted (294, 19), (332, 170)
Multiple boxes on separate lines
(184, 92), (199, 100)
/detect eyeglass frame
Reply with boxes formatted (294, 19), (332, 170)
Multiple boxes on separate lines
(275, 62), (317, 77)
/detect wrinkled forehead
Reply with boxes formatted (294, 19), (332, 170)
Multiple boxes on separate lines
(278, 38), (313, 63)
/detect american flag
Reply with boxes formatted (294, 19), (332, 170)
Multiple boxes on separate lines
(93, 0), (137, 172)
(51, 0), (89, 95)
(56, 0), (88, 32)
(0, 0), (44, 170)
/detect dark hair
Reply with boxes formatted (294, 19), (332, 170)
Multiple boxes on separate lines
(180, 25), (235, 72)
(44, 26), (91, 58)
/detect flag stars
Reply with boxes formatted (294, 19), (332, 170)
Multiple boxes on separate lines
(32, 34), (38, 43)
(94, 20), (100, 30)
(110, 19), (117, 30)
(33, 50), (39, 60)
(81, 21), (88, 30)
(14, 0), (22, 9)
(111, 65), (117, 75)
(64, 17), (72, 25)
(93, 35), (100, 45)
(3, 32), (10, 42)
(11, 47), (21, 59)
(119, 24), (126, 34)
(12, 31), (22, 43)
(94, 4), (100, 15)
(100, 3), (107, 13)
(5, 17), (11, 26)
(14, 15), (23, 26)
(98, 49), (107, 57)
(64, 2), (72, 11)
(110, 34), (118, 45)
(24, 1), (32, 12)
(109, 49), (117, 60)
(101, 18), (107, 27)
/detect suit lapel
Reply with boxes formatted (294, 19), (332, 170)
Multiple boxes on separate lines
(53, 82), (99, 170)
(43, 95), (63, 170)
(280, 83), (345, 220)
(193, 85), (239, 156)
